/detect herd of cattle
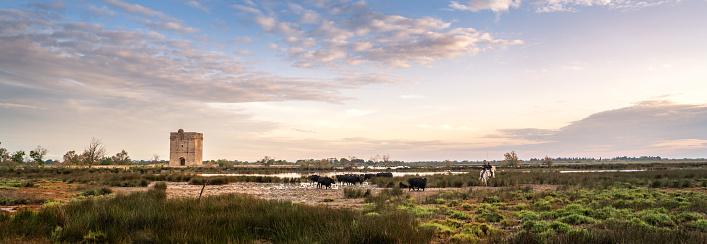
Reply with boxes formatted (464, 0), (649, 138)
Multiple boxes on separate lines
(308, 172), (428, 191)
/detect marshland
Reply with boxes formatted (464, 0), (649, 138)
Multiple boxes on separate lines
(2, 162), (706, 243)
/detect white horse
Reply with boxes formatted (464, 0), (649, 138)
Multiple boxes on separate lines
(479, 166), (496, 186)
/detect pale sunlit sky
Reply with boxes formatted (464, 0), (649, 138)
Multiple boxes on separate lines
(1, 0), (706, 162)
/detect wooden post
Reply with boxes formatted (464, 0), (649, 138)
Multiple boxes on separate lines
(198, 179), (208, 203)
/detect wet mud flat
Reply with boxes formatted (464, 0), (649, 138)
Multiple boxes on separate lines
(114, 182), (560, 209)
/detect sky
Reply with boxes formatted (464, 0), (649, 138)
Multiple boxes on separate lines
(1, 0), (706, 162)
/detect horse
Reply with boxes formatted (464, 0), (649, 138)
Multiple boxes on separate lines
(479, 166), (496, 186)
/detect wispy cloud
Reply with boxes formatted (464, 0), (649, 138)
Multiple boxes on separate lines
(449, 0), (678, 13)
(563, 61), (589, 70)
(186, 1), (209, 13)
(0, 103), (46, 110)
(651, 139), (707, 150)
(103, 0), (175, 21)
(449, 0), (521, 13)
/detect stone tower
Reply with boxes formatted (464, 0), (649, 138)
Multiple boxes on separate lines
(169, 129), (203, 167)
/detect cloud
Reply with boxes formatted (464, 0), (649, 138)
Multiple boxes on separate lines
(88, 5), (117, 19)
(102, 0), (199, 34)
(449, 0), (521, 13)
(0, 6), (360, 109)
(0, 103), (46, 110)
(143, 20), (199, 34)
(486, 100), (707, 157)
(234, 50), (254, 56)
(25, 0), (67, 12)
(563, 61), (589, 70)
(103, 0), (175, 21)
(230, 4), (262, 15)
(230, 36), (253, 44)
(186, 1), (209, 13)
(235, 1), (522, 68)
(449, 0), (678, 13)
(651, 139), (707, 150)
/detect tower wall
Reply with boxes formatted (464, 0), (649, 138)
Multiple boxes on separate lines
(169, 129), (203, 167)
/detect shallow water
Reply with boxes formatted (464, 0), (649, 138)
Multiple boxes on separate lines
(559, 169), (646, 173)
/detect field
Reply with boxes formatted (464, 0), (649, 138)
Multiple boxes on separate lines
(1, 163), (707, 243)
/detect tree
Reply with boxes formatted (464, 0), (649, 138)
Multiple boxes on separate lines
(152, 154), (160, 164)
(339, 157), (349, 167)
(100, 157), (114, 165)
(29, 145), (48, 166)
(260, 156), (274, 167)
(502, 151), (520, 167)
(63, 150), (82, 165)
(315, 158), (331, 169)
(346, 156), (358, 169)
(444, 159), (453, 169)
(11, 150), (25, 164)
(297, 159), (314, 169)
(0, 142), (8, 162)
(382, 154), (390, 168)
(370, 154), (381, 166)
(542, 156), (553, 168)
(82, 138), (107, 168)
(112, 149), (131, 165)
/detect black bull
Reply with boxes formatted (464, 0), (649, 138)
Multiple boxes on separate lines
(407, 177), (427, 191)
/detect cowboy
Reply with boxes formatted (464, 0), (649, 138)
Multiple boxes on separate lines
(482, 161), (493, 176)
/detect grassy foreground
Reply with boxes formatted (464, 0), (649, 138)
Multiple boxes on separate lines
(0, 183), (434, 243)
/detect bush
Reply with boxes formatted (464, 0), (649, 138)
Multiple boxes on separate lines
(687, 219), (707, 231)
(449, 210), (473, 220)
(560, 213), (596, 225)
(344, 187), (368, 198)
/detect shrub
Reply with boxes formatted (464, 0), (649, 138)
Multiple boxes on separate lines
(687, 219), (707, 231)
(534, 200), (551, 211)
(483, 196), (500, 203)
(449, 210), (473, 220)
(550, 221), (573, 234)
(478, 212), (504, 223)
(420, 223), (455, 236)
(344, 187), (367, 198)
(673, 212), (703, 224)
(560, 213), (596, 225)
(639, 211), (673, 227)
(450, 233), (480, 243)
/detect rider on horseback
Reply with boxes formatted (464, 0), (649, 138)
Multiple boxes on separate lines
(482, 161), (493, 177)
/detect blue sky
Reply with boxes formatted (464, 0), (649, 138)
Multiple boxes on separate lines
(1, 0), (706, 162)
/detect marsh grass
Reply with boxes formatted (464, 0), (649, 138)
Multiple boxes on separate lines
(344, 187), (371, 198)
(0, 191), (47, 205)
(412, 185), (707, 244)
(1, 183), (434, 243)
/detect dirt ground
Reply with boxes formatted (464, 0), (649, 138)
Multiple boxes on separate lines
(2, 181), (561, 214)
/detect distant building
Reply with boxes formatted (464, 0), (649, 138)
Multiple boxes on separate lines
(169, 129), (203, 167)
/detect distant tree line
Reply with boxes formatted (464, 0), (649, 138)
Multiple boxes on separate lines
(527, 155), (706, 163)
(0, 138), (145, 171)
